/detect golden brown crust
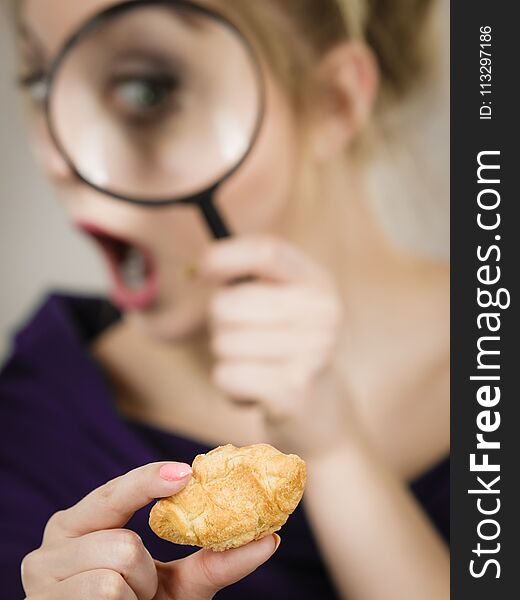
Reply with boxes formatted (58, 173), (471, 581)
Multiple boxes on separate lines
(149, 444), (306, 551)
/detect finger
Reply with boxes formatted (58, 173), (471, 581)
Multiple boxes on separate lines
(165, 535), (280, 600)
(23, 530), (157, 599)
(213, 362), (299, 418)
(209, 284), (339, 327)
(26, 569), (138, 600)
(44, 462), (192, 543)
(212, 326), (334, 361)
(201, 235), (329, 286)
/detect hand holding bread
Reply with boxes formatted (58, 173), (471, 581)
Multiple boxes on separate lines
(22, 461), (281, 600)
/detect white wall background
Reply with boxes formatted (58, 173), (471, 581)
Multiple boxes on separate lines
(0, 2), (449, 363)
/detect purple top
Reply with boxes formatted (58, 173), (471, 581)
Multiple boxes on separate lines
(0, 294), (449, 599)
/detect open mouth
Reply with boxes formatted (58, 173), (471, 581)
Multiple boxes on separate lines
(78, 222), (158, 311)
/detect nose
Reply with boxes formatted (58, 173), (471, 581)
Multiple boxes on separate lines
(31, 113), (76, 184)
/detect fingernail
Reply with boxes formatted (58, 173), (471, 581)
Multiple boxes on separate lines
(273, 534), (281, 551)
(159, 463), (193, 482)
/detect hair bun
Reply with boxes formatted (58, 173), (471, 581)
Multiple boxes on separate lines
(363, 0), (436, 101)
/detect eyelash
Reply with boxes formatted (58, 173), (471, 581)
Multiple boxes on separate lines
(18, 71), (49, 104)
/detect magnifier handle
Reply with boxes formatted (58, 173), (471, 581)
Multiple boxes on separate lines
(200, 196), (231, 240)
(199, 197), (254, 286)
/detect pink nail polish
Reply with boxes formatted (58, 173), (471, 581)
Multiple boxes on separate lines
(159, 463), (192, 482)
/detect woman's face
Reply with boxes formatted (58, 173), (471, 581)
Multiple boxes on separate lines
(21, 0), (302, 340)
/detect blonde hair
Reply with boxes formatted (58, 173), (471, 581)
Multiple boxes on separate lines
(225, 0), (436, 115)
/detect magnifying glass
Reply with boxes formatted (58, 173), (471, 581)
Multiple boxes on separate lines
(44, 0), (265, 239)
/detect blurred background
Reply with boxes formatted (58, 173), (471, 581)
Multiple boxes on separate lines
(0, 1), (449, 362)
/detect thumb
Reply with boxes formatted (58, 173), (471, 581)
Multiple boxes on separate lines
(168, 534), (280, 599)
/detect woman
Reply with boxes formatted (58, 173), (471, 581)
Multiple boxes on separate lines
(0, 0), (450, 598)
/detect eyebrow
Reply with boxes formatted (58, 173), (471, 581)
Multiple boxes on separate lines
(17, 20), (49, 65)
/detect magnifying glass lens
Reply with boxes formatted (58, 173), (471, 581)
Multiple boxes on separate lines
(47, 2), (263, 202)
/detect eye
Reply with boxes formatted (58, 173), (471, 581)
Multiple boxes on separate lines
(106, 75), (180, 123)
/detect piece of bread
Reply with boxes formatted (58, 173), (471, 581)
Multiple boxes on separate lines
(149, 443), (306, 551)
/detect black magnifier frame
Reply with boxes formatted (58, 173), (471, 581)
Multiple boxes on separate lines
(43, 0), (267, 239)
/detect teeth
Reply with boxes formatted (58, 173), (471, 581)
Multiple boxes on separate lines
(120, 247), (147, 290)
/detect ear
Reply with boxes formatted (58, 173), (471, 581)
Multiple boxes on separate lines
(308, 41), (380, 161)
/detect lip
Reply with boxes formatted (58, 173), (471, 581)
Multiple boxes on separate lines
(77, 221), (159, 311)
